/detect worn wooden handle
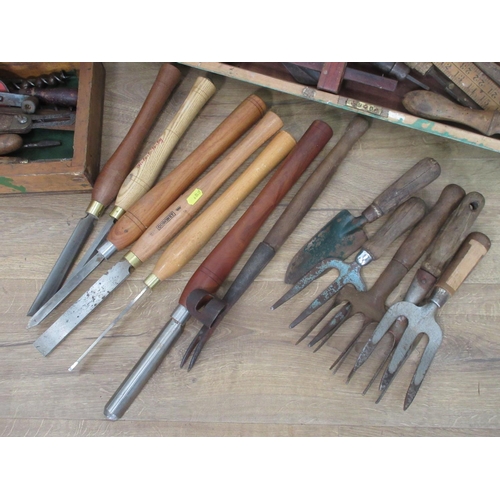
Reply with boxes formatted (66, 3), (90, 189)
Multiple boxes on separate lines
(363, 157), (441, 222)
(436, 232), (490, 296)
(180, 120), (334, 304)
(114, 77), (216, 213)
(265, 115), (370, 249)
(403, 90), (500, 136)
(392, 184), (465, 271)
(363, 197), (426, 260)
(130, 111), (284, 262)
(423, 191), (485, 277)
(108, 94), (267, 250)
(0, 134), (23, 154)
(91, 63), (182, 209)
(151, 131), (296, 281)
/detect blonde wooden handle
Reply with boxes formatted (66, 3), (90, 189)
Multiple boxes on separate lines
(151, 130), (296, 281)
(130, 111), (284, 262)
(114, 77), (217, 213)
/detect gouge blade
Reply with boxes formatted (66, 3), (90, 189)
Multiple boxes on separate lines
(33, 259), (132, 356)
(27, 213), (98, 316)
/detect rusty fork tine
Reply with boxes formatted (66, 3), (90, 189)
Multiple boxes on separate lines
(180, 325), (207, 369)
(309, 305), (354, 351)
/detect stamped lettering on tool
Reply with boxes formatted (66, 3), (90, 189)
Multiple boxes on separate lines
(345, 99), (383, 116)
(187, 188), (203, 205)
(156, 211), (177, 231)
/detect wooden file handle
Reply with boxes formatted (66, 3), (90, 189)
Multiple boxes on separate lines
(422, 191), (485, 278)
(362, 157), (441, 223)
(150, 131), (297, 282)
(113, 77), (216, 214)
(363, 197), (426, 260)
(129, 111), (284, 262)
(108, 94), (267, 249)
(91, 63), (182, 209)
(179, 120), (334, 304)
(403, 90), (500, 136)
(0, 134), (23, 155)
(436, 232), (490, 297)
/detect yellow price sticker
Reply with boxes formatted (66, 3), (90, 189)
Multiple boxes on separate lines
(187, 188), (203, 205)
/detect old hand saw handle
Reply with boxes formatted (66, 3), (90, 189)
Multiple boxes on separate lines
(362, 157), (441, 223)
(90, 63), (182, 212)
(402, 90), (500, 136)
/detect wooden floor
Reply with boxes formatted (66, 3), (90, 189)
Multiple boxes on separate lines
(2, 62), (499, 437)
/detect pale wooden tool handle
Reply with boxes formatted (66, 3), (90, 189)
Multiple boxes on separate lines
(130, 111), (284, 261)
(114, 77), (216, 213)
(151, 130), (296, 281)
(436, 232), (490, 296)
(403, 90), (500, 136)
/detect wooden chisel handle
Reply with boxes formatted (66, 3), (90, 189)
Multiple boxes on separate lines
(113, 77), (217, 215)
(403, 90), (500, 136)
(179, 120), (334, 304)
(265, 115), (370, 249)
(362, 157), (441, 223)
(0, 133), (23, 154)
(363, 197), (427, 260)
(149, 131), (297, 283)
(108, 94), (267, 249)
(435, 232), (490, 297)
(422, 191), (485, 277)
(127, 111), (284, 260)
(90, 63), (182, 211)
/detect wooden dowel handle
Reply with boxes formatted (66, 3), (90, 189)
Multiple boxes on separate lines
(108, 94), (267, 250)
(91, 63), (182, 209)
(114, 77), (216, 213)
(436, 232), (490, 296)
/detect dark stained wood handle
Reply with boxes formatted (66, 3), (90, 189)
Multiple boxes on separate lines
(264, 115), (370, 249)
(363, 197), (426, 260)
(423, 191), (485, 277)
(179, 120), (334, 306)
(91, 63), (182, 208)
(392, 184), (465, 270)
(108, 94), (267, 251)
(362, 157), (441, 222)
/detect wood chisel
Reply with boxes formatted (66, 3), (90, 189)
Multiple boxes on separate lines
(34, 128), (296, 357)
(101, 120), (334, 420)
(28, 94), (269, 328)
(27, 63), (182, 317)
(66, 76), (217, 281)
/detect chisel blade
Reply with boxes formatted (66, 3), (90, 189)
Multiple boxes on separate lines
(33, 259), (132, 356)
(27, 213), (99, 316)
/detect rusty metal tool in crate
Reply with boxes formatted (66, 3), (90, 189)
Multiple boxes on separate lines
(102, 120), (334, 420)
(27, 96), (271, 329)
(372, 232), (491, 410)
(284, 157), (441, 285)
(27, 63), (183, 317)
(350, 192), (485, 402)
(181, 116), (371, 370)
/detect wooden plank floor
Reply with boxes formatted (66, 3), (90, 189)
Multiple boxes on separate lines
(2, 62), (499, 437)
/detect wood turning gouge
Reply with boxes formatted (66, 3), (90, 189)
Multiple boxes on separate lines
(27, 63), (182, 317)
(27, 93), (268, 329)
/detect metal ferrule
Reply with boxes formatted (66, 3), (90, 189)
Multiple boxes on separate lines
(86, 200), (105, 218)
(124, 251), (142, 269)
(98, 240), (117, 260)
(429, 287), (450, 308)
(144, 274), (160, 289)
(356, 249), (373, 266)
(109, 206), (126, 220)
(104, 305), (191, 421)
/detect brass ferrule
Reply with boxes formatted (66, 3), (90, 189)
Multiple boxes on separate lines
(86, 200), (105, 218)
(124, 251), (142, 269)
(144, 274), (160, 289)
(109, 206), (126, 220)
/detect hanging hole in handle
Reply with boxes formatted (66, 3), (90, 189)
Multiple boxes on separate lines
(469, 201), (480, 211)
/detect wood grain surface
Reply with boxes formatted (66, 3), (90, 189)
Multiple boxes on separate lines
(2, 63), (500, 437)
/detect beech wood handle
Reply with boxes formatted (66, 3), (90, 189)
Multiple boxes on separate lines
(130, 111), (284, 262)
(363, 197), (426, 260)
(91, 63), (182, 209)
(392, 184), (465, 271)
(265, 115), (370, 249)
(436, 232), (490, 296)
(151, 131), (296, 281)
(422, 191), (485, 277)
(108, 94), (267, 250)
(403, 90), (500, 136)
(0, 133), (23, 154)
(179, 120), (334, 304)
(362, 157), (441, 223)
(114, 77), (216, 213)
